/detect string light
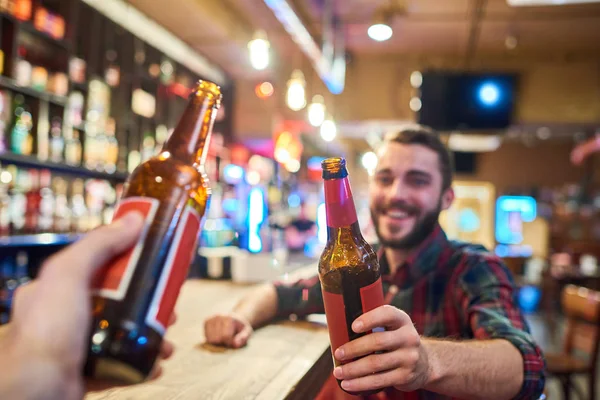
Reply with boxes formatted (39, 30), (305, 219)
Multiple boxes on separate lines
(308, 95), (326, 127)
(286, 69), (307, 111)
(248, 30), (270, 70)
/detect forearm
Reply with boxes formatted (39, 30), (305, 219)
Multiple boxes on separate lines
(424, 338), (523, 400)
(233, 283), (278, 328)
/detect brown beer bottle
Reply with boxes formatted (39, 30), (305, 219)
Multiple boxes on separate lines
(319, 157), (384, 396)
(84, 80), (221, 383)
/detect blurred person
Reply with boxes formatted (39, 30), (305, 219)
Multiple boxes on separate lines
(285, 201), (317, 253)
(204, 125), (545, 400)
(570, 134), (600, 165)
(0, 212), (175, 400)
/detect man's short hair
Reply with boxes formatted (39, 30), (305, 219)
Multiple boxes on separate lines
(383, 124), (454, 191)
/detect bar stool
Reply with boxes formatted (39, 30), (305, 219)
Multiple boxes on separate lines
(545, 285), (600, 400)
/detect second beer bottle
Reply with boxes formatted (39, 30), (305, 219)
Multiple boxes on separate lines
(84, 80), (221, 383)
(319, 157), (385, 396)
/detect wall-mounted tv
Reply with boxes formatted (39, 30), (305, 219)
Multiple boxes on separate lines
(417, 71), (518, 131)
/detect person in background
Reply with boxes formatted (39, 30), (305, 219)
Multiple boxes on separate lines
(0, 212), (175, 400)
(284, 200), (317, 253)
(204, 125), (546, 399)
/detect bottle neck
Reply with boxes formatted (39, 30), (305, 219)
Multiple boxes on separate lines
(163, 93), (218, 165)
(323, 176), (360, 242)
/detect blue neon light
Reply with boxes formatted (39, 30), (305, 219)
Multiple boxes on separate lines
(288, 193), (301, 208)
(248, 188), (265, 253)
(223, 164), (244, 183)
(495, 196), (537, 245)
(478, 82), (500, 107)
(137, 336), (148, 345)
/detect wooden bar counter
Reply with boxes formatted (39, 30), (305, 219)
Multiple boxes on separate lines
(86, 279), (332, 400)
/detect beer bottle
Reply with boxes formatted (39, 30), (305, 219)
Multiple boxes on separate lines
(319, 157), (384, 396)
(84, 80), (221, 383)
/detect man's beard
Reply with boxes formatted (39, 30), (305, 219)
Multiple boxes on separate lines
(371, 200), (441, 250)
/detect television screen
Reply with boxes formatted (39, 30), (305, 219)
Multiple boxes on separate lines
(418, 71), (517, 131)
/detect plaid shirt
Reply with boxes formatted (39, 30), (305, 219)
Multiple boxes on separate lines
(274, 225), (546, 400)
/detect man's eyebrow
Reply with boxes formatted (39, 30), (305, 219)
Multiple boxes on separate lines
(374, 168), (393, 175)
(406, 169), (432, 179)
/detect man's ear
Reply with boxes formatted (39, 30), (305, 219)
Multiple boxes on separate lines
(441, 187), (454, 211)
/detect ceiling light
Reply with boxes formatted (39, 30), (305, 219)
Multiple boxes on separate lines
(409, 97), (422, 112)
(320, 117), (337, 142)
(368, 23), (393, 42)
(410, 71), (423, 88)
(248, 30), (270, 70)
(308, 95), (326, 127)
(286, 69), (307, 111)
(361, 151), (378, 175)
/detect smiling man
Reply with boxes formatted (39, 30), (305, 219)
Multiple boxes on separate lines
(204, 125), (546, 400)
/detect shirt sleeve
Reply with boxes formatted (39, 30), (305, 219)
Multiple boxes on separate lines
(455, 255), (546, 400)
(273, 274), (325, 318)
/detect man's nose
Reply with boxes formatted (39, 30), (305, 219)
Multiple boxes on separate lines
(388, 179), (409, 201)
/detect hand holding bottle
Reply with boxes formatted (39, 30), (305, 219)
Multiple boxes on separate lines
(0, 212), (176, 400)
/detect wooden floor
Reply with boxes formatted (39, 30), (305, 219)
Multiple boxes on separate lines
(526, 313), (598, 400)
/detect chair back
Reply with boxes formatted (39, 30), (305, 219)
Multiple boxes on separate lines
(561, 285), (600, 369)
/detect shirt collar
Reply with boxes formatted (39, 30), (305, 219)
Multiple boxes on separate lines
(378, 224), (451, 284)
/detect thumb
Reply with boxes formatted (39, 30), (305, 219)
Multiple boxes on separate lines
(232, 325), (252, 348)
(40, 212), (145, 283)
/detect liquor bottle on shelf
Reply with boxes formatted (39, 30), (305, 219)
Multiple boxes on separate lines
(24, 169), (40, 234)
(38, 169), (53, 233)
(105, 118), (119, 174)
(9, 94), (32, 155)
(53, 177), (71, 233)
(9, 168), (27, 234)
(65, 130), (83, 166)
(155, 124), (168, 155)
(94, 128), (108, 172)
(0, 90), (12, 153)
(141, 133), (156, 162)
(70, 179), (88, 233)
(0, 169), (10, 236)
(85, 130), (100, 171)
(102, 183), (117, 225)
(49, 117), (65, 163)
(127, 150), (141, 173)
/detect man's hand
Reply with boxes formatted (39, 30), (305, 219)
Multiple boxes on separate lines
(0, 212), (176, 400)
(204, 313), (253, 348)
(332, 305), (430, 393)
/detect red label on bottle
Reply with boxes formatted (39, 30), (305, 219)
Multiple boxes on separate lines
(91, 197), (159, 300)
(360, 278), (384, 313)
(322, 277), (385, 360)
(145, 205), (201, 335)
(322, 289), (350, 358)
(324, 178), (358, 228)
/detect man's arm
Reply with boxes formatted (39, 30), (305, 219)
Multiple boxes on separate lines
(232, 283), (279, 328)
(204, 273), (325, 347)
(424, 338), (524, 400)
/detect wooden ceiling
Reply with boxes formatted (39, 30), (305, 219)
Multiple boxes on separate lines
(125, 0), (600, 81)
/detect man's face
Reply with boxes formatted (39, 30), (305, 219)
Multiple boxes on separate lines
(369, 142), (454, 250)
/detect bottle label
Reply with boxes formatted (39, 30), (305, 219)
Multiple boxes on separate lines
(324, 178), (358, 228)
(91, 197), (159, 300)
(322, 277), (384, 361)
(145, 205), (201, 335)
